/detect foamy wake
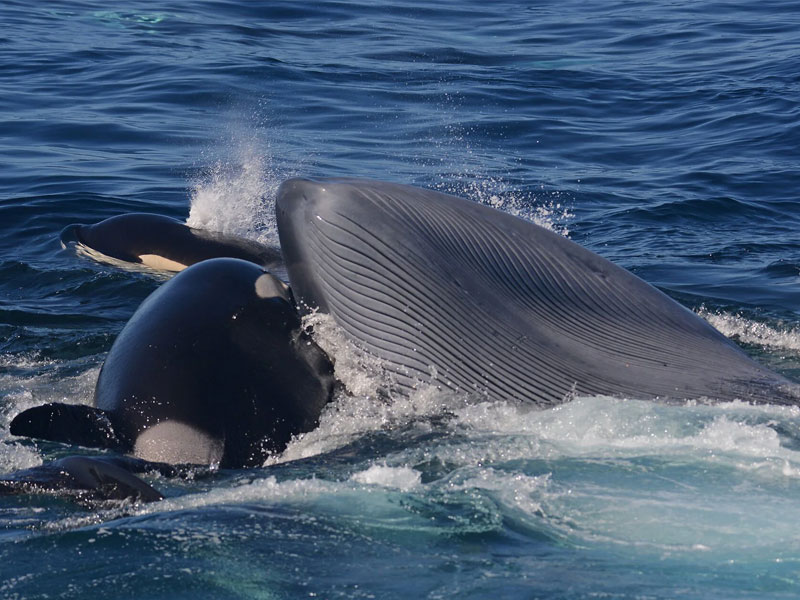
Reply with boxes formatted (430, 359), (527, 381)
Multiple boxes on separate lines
(350, 464), (422, 491)
(699, 308), (800, 353)
(91, 393), (800, 559)
(0, 354), (101, 472)
(268, 312), (473, 464)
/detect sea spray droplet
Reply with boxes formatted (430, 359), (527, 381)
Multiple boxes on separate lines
(435, 177), (574, 236)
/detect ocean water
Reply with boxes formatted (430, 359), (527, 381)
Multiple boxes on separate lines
(1, 0), (800, 598)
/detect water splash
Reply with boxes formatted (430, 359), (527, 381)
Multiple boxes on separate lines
(699, 309), (800, 353)
(299, 312), (389, 400)
(350, 464), (422, 491)
(270, 394), (800, 558)
(0, 354), (101, 472)
(186, 107), (297, 248)
(0, 354), (98, 427)
(186, 146), (281, 247)
(434, 176), (574, 236)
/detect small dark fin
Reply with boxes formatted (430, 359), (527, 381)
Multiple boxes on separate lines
(0, 456), (163, 503)
(57, 456), (164, 502)
(10, 403), (125, 451)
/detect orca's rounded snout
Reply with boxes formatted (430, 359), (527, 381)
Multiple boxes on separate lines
(59, 223), (86, 249)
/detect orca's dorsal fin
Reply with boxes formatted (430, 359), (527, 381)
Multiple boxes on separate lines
(9, 403), (125, 451)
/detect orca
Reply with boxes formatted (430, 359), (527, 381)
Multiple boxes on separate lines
(61, 213), (282, 273)
(276, 177), (798, 406)
(11, 258), (335, 468)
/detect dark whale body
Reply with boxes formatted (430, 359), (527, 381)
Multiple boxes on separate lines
(0, 456), (164, 504)
(8, 176), (798, 503)
(11, 258), (335, 468)
(61, 213), (282, 272)
(276, 177), (797, 406)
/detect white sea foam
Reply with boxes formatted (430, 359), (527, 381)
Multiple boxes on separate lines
(350, 464), (422, 491)
(0, 355), (98, 427)
(270, 312), (472, 463)
(122, 470), (422, 527)
(299, 312), (389, 399)
(444, 468), (549, 517)
(258, 384), (800, 554)
(425, 397), (800, 555)
(0, 442), (42, 472)
(699, 308), (800, 353)
(273, 383), (462, 465)
(157, 476), (338, 512)
(450, 396), (800, 470)
(29, 390), (800, 560)
(0, 354), (100, 471)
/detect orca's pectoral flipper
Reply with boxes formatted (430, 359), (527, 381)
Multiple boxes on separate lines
(10, 403), (125, 451)
(0, 456), (163, 503)
(56, 456), (164, 502)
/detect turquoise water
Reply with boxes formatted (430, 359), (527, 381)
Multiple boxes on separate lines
(1, 1), (800, 598)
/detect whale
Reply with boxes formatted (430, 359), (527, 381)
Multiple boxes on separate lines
(0, 456), (164, 503)
(276, 177), (798, 406)
(61, 213), (283, 273)
(11, 258), (335, 468)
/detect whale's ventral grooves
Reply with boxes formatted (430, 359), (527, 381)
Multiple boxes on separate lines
(277, 178), (793, 406)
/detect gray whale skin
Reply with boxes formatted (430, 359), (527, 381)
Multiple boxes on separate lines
(276, 177), (797, 406)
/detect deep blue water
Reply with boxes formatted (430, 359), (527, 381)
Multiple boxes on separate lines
(1, 1), (800, 598)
